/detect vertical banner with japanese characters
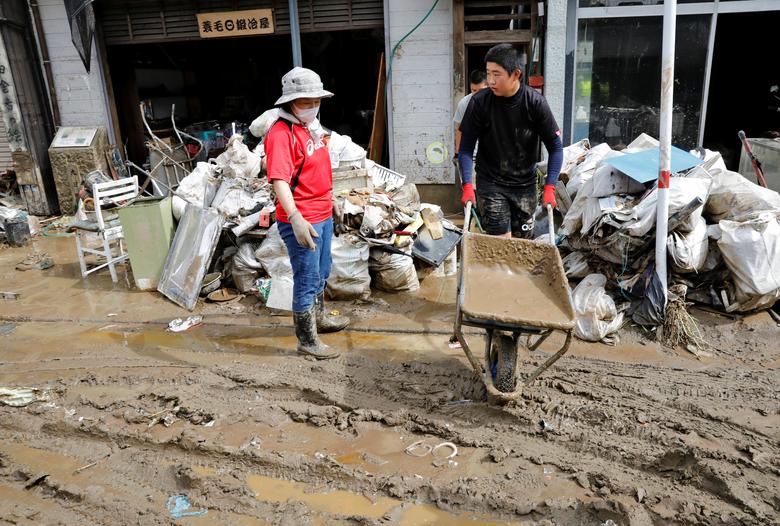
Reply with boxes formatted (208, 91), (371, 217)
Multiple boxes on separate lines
(196, 9), (274, 39)
(0, 43), (27, 152)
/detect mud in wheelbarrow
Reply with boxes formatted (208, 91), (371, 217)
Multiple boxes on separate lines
(454, 203), (575, 404)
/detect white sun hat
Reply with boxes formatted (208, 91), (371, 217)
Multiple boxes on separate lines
(275, 67), (334, 105)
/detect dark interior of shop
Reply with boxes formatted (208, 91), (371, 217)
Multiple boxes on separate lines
(703, 11), (780, 170)
(106, 28), (385, 167)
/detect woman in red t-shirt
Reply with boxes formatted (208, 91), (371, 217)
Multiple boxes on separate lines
(266, 67), (349, 360)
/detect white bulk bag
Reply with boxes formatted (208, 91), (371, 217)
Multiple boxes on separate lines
(326, 234), (371, 300)
(667, 217), (708, 273)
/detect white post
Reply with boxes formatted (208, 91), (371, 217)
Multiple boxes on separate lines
(655, 0), (677, 311)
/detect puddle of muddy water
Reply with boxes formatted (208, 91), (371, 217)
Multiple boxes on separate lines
(246, 475), (520, 525)
(78, 326), (462, 365)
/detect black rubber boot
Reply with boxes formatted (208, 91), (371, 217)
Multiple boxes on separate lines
(293, 306), (339, 360)
(315, 291), (350, 333)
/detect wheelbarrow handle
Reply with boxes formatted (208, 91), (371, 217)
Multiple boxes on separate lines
(546, 204), (555, 246)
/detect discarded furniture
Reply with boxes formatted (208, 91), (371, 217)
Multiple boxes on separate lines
(117, 196), (175, 290)
(48, 126), (111, 214)
(73, 176), (139, 282)
(140, 104), (203, 197)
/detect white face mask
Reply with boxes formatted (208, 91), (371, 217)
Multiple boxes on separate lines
(293, 105), (319, 125)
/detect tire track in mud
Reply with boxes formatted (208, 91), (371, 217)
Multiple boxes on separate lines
(1, 338), (778, 525)
(202, 351), (778, 524)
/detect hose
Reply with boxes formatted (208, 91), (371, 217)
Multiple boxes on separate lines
(386, 0), (440, 82)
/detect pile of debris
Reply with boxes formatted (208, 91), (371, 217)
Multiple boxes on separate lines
(133, 110), (460, 312)
(543, 133), (780, 344)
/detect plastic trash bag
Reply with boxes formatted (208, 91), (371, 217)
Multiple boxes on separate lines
(668, 217), (708, 273)
(256, 223), (292, 279)
(718, 212), (780, 311)
(369, 247), (419, 293)
(214, 134), (262, 180)
(590, 162), (646, 198)
(628, 264), (666, 326)
(625, 176), (712, 236)
(328, 131), (367, 169)
(538, 138), (590, 177)
(327, 234), (370, 300)
(565, 143), (614, 198)
(705, 169), (780, 223)
(623, 133), (659, 153)
(572, 273), (624, 344)
(389, 183), (421, 211)
(266, 275), (294, 311)
(172, 161), (218, 220)
(689, 148), (727, 174)
(249, 108), (280, 138)
(232, 242), (263, 293)
(562, 252), (591, 278)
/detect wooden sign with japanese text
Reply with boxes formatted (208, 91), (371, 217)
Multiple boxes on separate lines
(196, 9), (274, 39)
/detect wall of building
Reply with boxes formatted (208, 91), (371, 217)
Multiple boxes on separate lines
(36, 0), (112, 136)
(544, 0), (568, 139)
(387, 0), (454, 185)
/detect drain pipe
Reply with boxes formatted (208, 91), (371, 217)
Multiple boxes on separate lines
(28, 0), (60, 127)
(383, 0), (395, 169)
(288, 0), (302, 67)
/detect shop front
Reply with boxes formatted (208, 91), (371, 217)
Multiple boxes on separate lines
(567, 0), (780, 167)
(95, 0), (386, 168)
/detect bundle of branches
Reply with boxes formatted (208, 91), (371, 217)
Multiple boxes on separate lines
(662, 283), (711, 356)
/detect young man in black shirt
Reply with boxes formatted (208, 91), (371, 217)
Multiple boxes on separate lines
(458, 44), (563, 238)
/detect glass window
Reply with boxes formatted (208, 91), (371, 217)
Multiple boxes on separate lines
(579, 1), (716, 6)
(573, 15), (709, 149)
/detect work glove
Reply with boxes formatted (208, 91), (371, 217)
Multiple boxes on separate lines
(543, 184), (557, 209)
(461, 183), (475, 206)
(289, 210), (318, 251)
(332, 198), (347, 236)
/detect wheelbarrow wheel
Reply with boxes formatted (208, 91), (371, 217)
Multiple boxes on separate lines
(493, 333), (517, 393)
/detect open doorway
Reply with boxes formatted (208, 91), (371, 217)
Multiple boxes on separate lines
(703, 11), (780, 170)
(105, 28), (385, 168)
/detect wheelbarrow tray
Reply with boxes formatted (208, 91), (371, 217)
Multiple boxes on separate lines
(460, 232), (575, 331)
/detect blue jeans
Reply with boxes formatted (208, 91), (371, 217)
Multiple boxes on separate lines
(278, 217), (333, 313)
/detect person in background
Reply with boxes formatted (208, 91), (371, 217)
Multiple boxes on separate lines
(458, 44), (563, 238)
(453, 69), (488, 159)
(265, 67), (349, 360)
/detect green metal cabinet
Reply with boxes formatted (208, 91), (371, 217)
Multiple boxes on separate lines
(118, 196), (175, 290)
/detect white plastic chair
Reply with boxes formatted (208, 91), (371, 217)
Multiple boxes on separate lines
(74, 176), (139, 282)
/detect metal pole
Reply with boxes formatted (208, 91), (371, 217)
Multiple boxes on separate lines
(383, 0), (395, 169)
(288, 0), (302, 67)
(655, 0), (677, 309)
(697, 1), (719, 148)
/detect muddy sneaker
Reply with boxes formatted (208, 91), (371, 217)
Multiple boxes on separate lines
(293, 306), (340, 360)
(315, 292), (349, 333)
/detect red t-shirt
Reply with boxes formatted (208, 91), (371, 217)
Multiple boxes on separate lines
(265, 119), (333, 224)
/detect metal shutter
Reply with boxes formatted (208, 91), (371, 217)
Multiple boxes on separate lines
(98, 0), (384, 45)
(0, 117), (12, 172)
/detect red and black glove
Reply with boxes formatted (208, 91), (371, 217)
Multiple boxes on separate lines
(543, 184), (557, 209)
(461, 183), (475, 206)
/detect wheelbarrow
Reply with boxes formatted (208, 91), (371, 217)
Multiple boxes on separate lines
(454, 202), (576, 404)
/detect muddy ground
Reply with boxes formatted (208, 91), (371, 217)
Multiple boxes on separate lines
(0, 236), (778, 525)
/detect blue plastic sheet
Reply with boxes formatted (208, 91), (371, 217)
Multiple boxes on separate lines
(605, 147), (703, 184)
(167, 495), (207, 519)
